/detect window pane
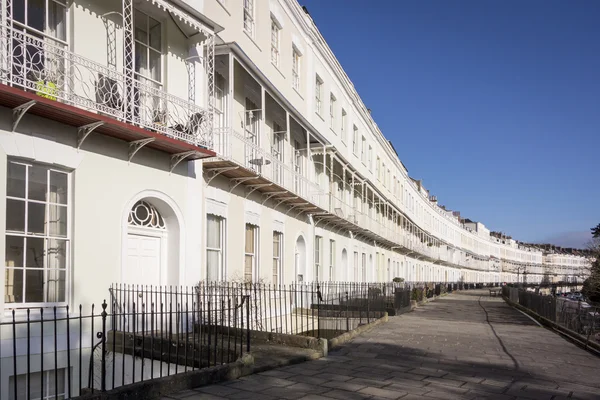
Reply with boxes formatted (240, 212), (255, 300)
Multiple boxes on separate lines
(135, 42), (147, 74)
(27, 202), (46, 234)
(149, 49), (161, 82)
(206, 216), (221, 248)
(49, 171), (68, 205)
(7, 162), (26, 198)
(25, 269), (44, 302)
(134, 11), (148, 43)
(6, 199), (25, 232)
(47, 239), (67, 269)
(13, 0), (25, 24)
(46, 269), (65, 302)
(48, 1), (67, 41)
(28, 164), (48, 201)
(48, 204), (67, 237)
(26, 237), (45, 268)
(27, 0), (45, 32)
(245, 225), (254, 253)
(244, 255), (253, 281)
(5, 235), (24, 268)
(5, 268), (23, 303)
(149, 17), (161, 50)
(206, 250), (220, 281)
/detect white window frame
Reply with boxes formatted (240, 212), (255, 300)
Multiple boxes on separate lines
(243, 0), (255, 37)
(314, 235), (322, 281)
(5, 160), (71, 308)
(273, 231), (283, 284)
(206, 214), (225, 281)
(292, 47), (301, 91)
(133, 9), (163, 86)
(368, 145), (372, 169)
(244, 223), (258, 282)
(270, 17), (281, 67)
(315, 75), (323, 115)
(329, 93), (336, 131)
(352, 125), (359, 155)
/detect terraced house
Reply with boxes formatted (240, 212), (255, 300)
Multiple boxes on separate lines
(0, 0), (591, 398)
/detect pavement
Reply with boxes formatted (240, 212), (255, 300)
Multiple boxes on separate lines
(163, 289), (600, 400)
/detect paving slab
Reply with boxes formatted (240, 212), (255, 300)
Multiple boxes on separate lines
(166, 290), (600, 399)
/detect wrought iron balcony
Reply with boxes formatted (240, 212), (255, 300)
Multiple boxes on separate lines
(0, 25), (213, 153)
(206, 127), (326, 211)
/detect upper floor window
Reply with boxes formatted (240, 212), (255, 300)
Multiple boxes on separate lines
(292, 47), (301, 90)
(329, 94), (336, 131)
(361, 136), (366, 164)
(5, 161), (70, 305)
(352, 125), (359, 155)
(315, 75), (323, 115)
(134, 10), (162, 84)
(341, 109), (347, 143)
(368, 146), (373, 169)
(270, 18), (280, 67)
(12, 0), (67, 42)
(376, 157), (381, 180)
(243, 0), (255, 38)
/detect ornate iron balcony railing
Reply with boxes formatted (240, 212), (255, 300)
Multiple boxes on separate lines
(0, 26), (212, 148)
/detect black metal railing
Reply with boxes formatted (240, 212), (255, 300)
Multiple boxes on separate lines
(502, 286), (600, 346)
(1, 293), (250, 399)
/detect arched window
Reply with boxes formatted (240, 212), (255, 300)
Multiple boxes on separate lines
(128, 200), (166, 230)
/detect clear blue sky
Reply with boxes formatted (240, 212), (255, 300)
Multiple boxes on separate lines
(301, 0), (600, 247)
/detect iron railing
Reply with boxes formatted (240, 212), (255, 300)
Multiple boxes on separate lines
(0, 24), (212, 148)
(0, 294), (249, 399)
(503, 286), (600, 347)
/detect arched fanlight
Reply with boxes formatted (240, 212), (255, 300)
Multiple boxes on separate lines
(128, 200), (166, 229)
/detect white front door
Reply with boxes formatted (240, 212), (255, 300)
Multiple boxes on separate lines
(126, 234), (161, 285)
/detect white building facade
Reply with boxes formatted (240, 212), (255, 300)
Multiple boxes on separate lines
(0, 0), (593, 397)
(0, 0), (591, 311)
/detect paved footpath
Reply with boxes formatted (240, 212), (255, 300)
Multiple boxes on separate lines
(165, 290), (600, 400)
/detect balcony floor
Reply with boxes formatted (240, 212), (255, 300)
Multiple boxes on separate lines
(0, 84), (215, 159)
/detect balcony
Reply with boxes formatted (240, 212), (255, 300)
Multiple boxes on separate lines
(0, 22), (214, 160)
(206, 128), (326, 212)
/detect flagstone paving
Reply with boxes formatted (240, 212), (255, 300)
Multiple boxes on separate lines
(163, 289), (600, 400)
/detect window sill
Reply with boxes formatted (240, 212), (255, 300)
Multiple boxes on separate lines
(330, 127), (337, 136)
(3, 305), (69, 322)
(244, 31), (262, 52)
(315, 112), (325, 122)
(271, 62), (285, 79)
(293, 87), (303, 99)
(217, 0), (232, 16)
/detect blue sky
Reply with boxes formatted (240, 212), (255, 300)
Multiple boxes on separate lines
(301, 0), (600, 247)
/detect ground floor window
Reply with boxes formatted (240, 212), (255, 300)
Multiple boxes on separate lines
(9, 368), (66, 400)
(244, 224), (258, 282)
(314, 235), (322, 281)
(329, 239), (335, 281)
(272, 231), (283, 284)
(5, 160), (70, 305)
(207, 214), (225, 281)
